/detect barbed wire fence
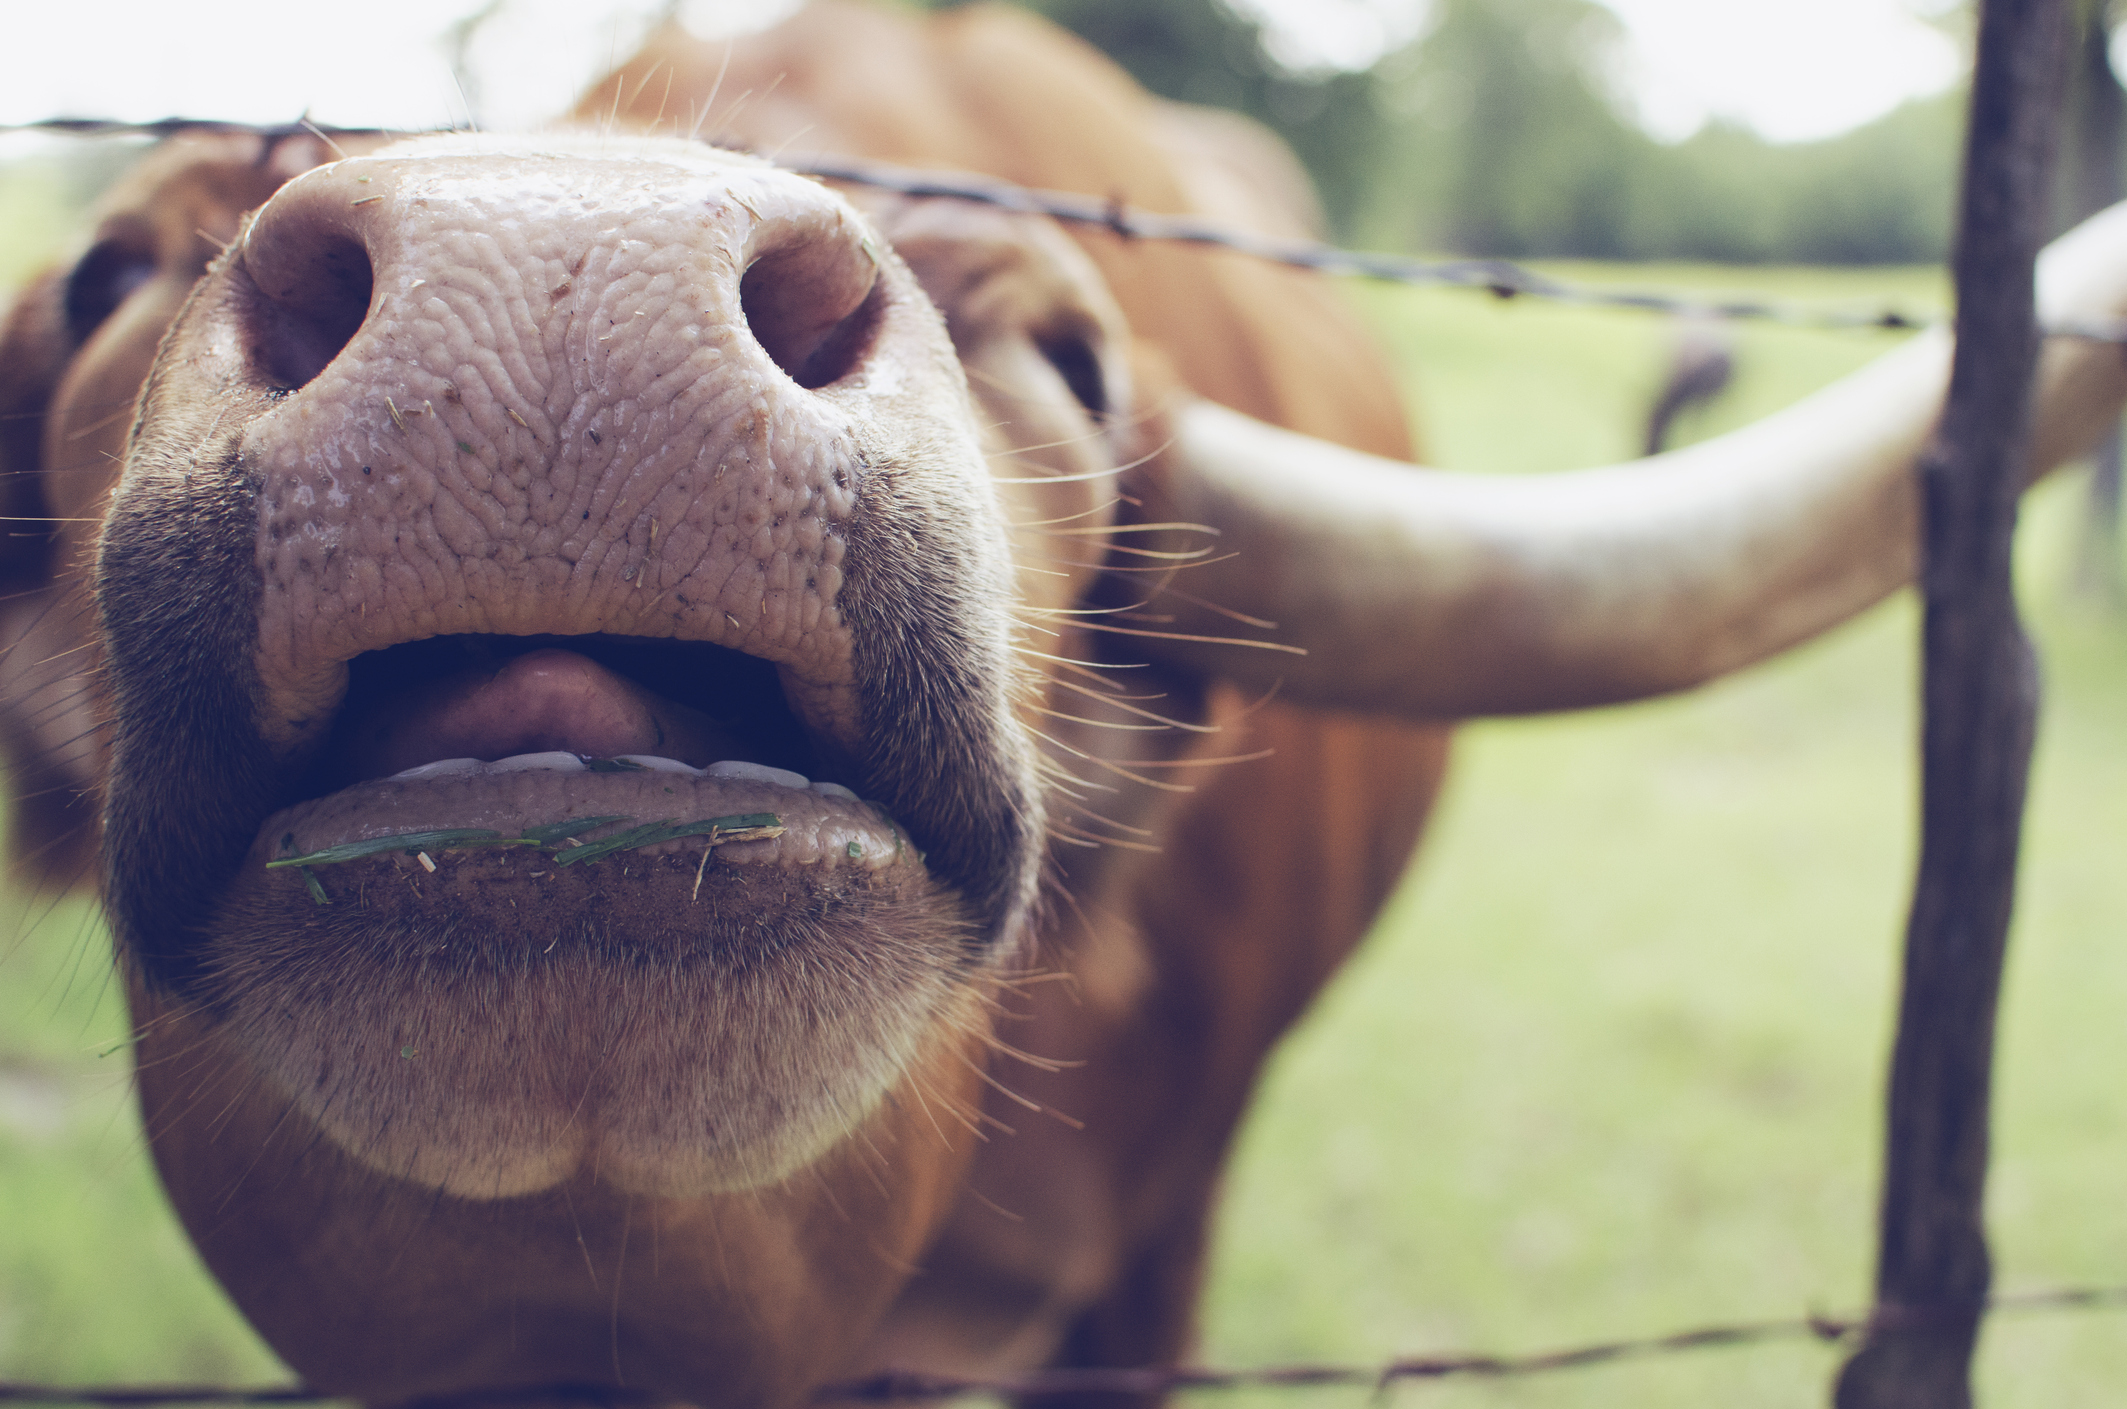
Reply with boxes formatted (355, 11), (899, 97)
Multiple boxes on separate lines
(0, 1285), (2122, 1406)
(9, 116), (2127, 346)
(1, 0), (2120, 1398)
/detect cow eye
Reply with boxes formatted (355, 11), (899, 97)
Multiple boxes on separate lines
(1037, 331), (1108, 421)
(65, 240), (158, 341)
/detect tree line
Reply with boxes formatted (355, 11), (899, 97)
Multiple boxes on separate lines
(966, 0), (2123, 265)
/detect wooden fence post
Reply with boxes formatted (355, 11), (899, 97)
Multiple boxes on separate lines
(1832, 1), (2070, 1405)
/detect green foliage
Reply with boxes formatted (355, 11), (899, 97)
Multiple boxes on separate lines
(1641, 99), (1961, 264)
(922, 0), (1388, 235)
(1367, 0), (1637, 257)
(1364, 0), (1963, 263)
(912, 0), (1978, 264)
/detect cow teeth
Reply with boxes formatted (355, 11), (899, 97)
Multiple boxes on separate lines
(613, 754), (702, 775)
(810, 781), (859, 801)
(390, 757), (484, 780)
(488, 751), (589, 774)
(705, 759), (810, 789)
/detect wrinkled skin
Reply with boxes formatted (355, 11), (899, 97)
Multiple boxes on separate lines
(0, 4), (1447, 1403)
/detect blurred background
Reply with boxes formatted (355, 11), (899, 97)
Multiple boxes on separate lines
(0, 0), (1995, 270)
(4, 1), (2126, 1405)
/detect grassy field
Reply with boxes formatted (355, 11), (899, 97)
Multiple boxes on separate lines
(2, 217), (2122, 1402)
(1199, 271), (2127, 1405)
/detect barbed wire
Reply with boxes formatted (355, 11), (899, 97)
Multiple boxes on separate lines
(782, 150), (1960, 336)
(4, 114), (2090, 342)
(1, 1284), (2121, 1407)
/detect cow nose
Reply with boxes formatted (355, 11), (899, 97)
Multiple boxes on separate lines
(235, 150), (884, 395)
(198, 138), (984, 743)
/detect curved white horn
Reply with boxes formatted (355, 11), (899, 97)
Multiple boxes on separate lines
(1141, 201), (2127, 718)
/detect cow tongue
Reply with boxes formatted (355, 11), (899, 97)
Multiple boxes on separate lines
(341, 647), (750, 782)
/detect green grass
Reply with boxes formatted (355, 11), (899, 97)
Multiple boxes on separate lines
(2, 257), (2122, 1402)
(0, 894), (283, 1380)
(1197, 272), (2127, 1405)
(1, 167), (280, 1382)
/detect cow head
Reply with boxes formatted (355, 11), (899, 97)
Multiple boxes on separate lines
(104, 129), (1061, 1195)
(9, 7), (2127, 1406)
(0, 116), (1158, 1397)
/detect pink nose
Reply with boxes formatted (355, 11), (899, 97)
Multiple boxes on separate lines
(198, 136), (964, 723)
(235, 143), (885, 396)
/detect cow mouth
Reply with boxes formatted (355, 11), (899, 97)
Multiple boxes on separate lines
(179, 627), (977, 1200)
(251, 632), (921, 894)
(312, 634), (831, 790)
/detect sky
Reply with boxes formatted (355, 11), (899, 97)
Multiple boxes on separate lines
(0, 0), (1972, 152)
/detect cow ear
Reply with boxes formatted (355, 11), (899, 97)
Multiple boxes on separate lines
(0, 269), (105, 890)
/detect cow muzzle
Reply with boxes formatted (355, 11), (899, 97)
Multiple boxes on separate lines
(94, 133), (1040, 1199)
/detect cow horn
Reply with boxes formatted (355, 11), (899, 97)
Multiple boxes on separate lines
(1143, 201), (2127, 718)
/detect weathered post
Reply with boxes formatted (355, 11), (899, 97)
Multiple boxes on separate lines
(1832, 1), (2070, 1406)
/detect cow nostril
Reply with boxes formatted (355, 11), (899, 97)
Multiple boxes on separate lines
(241, 233), (375, 390)
(739, 239), (883, 390)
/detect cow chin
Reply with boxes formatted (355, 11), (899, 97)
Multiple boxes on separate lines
(195, 850), (971, 1200)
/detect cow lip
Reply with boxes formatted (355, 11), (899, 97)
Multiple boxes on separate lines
(254, 765), (915, 884)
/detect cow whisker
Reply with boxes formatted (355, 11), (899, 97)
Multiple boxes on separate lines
(1026, 726), (1195, 795)
(1149, 579), (1280, 631)
(63, 403), (141, 442)
(695, 42), (735, 139)
(1032, 774), (1101, 806)
(1026, 703), (1168, 733)
(1045, 823), (1144, 854)
(1041, 520), (1214, 538)
(1010, 645), (1146, 672)
(1104, 749), (1279, 771)
(1056, 804), (1159, 841)
(1043, 550), (1241, 573)
(1012, 597), (1173, 619)
(1047, 676), (1212, 734)
(1091, 541), (1217, 561)
(1046, 658), (1151, 694)
(708, 73), (783, 147)
(1009, 495), (1123, 529)
(1060, 618), (1306, 655)
(987, 463), (1122, 485)
(296, 119), (349, 163)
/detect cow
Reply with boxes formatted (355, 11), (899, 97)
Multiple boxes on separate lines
(1643, 312), (1736, 455)
(4, 3), (2127, 1403)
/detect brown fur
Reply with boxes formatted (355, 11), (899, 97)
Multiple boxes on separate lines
(0, 5), (1449, 1403)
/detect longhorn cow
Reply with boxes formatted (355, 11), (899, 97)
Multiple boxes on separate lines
(3, 3), (2126, 1403)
